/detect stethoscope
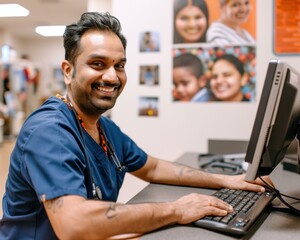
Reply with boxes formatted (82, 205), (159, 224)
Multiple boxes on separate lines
(57, 94), (126, 200)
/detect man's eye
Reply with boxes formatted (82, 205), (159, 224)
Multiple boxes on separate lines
(115, 64), (125, 70)
(92, 62), (104, 67)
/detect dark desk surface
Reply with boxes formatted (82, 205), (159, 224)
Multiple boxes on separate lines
(128, 152), (300, 240)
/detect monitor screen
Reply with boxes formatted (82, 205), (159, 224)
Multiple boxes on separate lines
(245, 59), (300, 181)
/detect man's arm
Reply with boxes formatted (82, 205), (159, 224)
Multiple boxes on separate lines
(44, 193), (232, 239)
(45, 155), (269, 239)
(131, 155), (269, 192)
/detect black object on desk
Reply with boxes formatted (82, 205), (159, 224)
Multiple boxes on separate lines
(199, 139), (248, 175)
(282, 157), (300, 174)
(198, 153), (246, 175)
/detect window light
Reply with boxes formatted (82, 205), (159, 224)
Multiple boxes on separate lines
(35, 25), (66, 37)
(0, 4), (29, 17)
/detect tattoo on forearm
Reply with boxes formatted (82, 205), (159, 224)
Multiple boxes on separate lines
(104, 203), (128, 220)
(184, 168), (197, 174)
(105, 203), (118, 219)
(179, 167), (184, 177)
(174, 162), (197, 177)
(46, 198), (64, 214)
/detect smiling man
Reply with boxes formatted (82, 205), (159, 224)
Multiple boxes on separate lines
(0, 12), (270, 240)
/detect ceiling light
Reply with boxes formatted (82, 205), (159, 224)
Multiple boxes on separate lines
(0, 4), (29, 17)
(35, 25), (66, 37)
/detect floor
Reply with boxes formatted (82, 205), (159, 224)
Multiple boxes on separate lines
(0, 138), (15, 217)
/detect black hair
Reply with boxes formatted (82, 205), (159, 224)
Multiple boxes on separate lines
(215, 54), (245, 76)
(173, 0), (209, 43)
(219, 0), (229, 7)
(63, 12), (127, 64)
(173, 53), (204, 77)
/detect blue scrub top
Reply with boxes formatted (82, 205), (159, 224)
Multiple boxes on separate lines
(0, 97), (147, 239)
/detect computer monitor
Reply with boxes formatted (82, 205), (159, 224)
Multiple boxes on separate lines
(245, 59), (300, 181)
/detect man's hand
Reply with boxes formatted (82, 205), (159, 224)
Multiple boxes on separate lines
(220, 174), (274, 192)
(173, 193), (233, 224)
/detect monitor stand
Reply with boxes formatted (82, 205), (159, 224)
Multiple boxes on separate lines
(282, 136), (300, 174)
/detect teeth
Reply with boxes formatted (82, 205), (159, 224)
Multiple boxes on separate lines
(216, 86), (228, 91)
(186, 29), (199, 34)
(98, 86), (115, 92)
(92, 82), (119, 93)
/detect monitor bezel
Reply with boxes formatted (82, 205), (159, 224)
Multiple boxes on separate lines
(245, 59), (300, 181)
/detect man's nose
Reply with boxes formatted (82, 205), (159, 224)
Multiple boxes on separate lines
(102, 67), (117, 81)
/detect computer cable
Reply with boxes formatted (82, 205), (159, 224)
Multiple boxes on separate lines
(258, 176), (300, 215)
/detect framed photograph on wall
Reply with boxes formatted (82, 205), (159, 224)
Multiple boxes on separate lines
(139, 31), (160, 52)
(139, 65), (159, 86)
(173, 0), (256, 45)
(172, 46), (256, 102)
(138, 96), (159, 117)
(172, 0), (257, 104)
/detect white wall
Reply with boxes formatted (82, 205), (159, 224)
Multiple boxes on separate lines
(88, 0), (112, 13)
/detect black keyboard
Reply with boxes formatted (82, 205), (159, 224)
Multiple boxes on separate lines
(193, 188), (275, 236)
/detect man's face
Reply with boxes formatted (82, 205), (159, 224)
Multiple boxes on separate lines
(65, 30), (127, 116)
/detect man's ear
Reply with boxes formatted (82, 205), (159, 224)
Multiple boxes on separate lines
(62, 60), (73, 85)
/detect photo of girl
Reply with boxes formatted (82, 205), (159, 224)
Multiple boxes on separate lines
(173, 0), (209, 44)
(209, 54), (251, 101)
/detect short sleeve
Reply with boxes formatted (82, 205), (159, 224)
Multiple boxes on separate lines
(20, 110), (88, 202)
